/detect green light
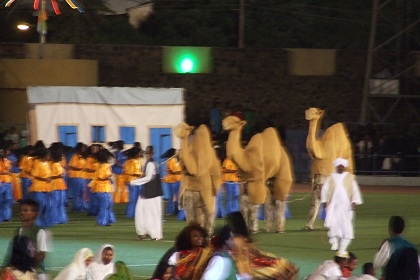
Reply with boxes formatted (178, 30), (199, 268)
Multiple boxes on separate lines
(180, 58), (193, 73)
(162, 47), (213, 74)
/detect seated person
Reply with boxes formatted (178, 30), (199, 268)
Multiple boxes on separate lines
(225, 211), (299, 280)
(54, 248), (94, 280)
(356, 262), (377, 280)
(201, 225), (247, 280)
(0, 235), (38, 280)
(341, 252), (358, 279)
(168, 223), (212, 280)
(86, 244), (116, 280)
(305, 252), (348, 280)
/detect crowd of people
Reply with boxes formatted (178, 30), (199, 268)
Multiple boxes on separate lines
(1, 199), (417, 280)
(0, 134), (419, 279)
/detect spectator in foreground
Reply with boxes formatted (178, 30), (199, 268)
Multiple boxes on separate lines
(373, 215), (419, 280)
(86, 244), (116, 280)
(54, 248), (94, 280)
(341, 252), (358, 279)
(0, 235), (38, 280)
(356, 262), (377, 280)
(306, 252), (348, 280)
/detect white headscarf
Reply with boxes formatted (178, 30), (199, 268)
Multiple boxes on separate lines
(86, 244), (116, 280)
(333, 158), (349, 168)
(54, 248), (94, 280)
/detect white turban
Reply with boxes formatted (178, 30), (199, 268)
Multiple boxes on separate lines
(333, 158), (348, 168)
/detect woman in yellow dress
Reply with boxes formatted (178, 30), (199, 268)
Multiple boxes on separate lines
(29, 147), (52, 227)
(91, 149), (116, 226)
(123, 147), (143, 219)
(19, 145), (35, 199)
(84, 144), (101, 216)
(162, 149), (182, 216)
(0, 149), (13, 222)
(67, 143), (87, 212)
(50, 149), (68, 224)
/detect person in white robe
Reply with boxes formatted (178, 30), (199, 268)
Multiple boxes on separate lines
(86, 244), (115, 280)
(320, 158), (363, 255)
(306, 252), (348, 280)
(130, 145), (163, 241)
(54, 248), (94, 280)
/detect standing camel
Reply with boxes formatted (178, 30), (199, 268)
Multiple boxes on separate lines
(304, 107), (354, 230)
(174, 122), (221, 234)
(222, 116), (294, 232)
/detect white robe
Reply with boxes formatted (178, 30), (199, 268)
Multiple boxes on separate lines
(86, 244), (115, 280)
(320, 172), (363, 240)
(131, 161), (163, 240)
(306, 260), (342, 280)
(54, 248), (93, 280)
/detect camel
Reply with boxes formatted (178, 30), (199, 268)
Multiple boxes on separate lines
(174, 122), (221, 233)
(222, 116), (294, 205)
(305, 107), (354, 176)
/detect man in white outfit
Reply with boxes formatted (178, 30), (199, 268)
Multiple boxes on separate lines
(321, 158), (363, 255)
(130, 146), (163, 241)
(306, 252), (348, 280)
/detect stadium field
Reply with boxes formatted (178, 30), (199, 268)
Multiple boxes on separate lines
(1, 184), (419, 279)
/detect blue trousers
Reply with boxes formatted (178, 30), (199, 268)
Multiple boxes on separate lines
(126, 184), (140, 219)
(30, 192), (53, 227)
(96, 192), (116, 226)
(224, 181), (240, 214)
(21, 178), (32, 199)
(166, 182), (180, 215)
(53, 190), (68, 224)
(0, 183), (13, 221)
(69, 178), (86, 212)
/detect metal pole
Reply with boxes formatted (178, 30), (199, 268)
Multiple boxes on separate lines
(238, 0), (244, 48)
(38, 0), (46, 58)
(360, 0), (379, 124)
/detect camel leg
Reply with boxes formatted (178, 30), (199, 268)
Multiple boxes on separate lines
(305, 174), (326, 230)
(275, 200), (286, 233)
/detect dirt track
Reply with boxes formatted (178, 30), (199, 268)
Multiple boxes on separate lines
(292, 183), (420, 194)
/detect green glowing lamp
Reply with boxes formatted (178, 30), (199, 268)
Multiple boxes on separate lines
(162, 47), (212, 74)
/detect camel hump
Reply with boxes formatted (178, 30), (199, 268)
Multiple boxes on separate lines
(262, 127), (283, 145)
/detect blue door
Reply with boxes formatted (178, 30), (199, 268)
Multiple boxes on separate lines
(149, 128), (172, 199)
(58, 125), (78, 147)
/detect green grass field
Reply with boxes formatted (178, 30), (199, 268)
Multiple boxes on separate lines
(1, 191), (419, 279)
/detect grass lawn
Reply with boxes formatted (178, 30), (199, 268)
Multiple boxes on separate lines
(1, 191), (419, 279)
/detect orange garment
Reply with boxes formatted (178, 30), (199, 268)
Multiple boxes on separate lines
(19, 156), (33, 179)
(67, 154), (86, 178)
(11, 173), (22, 201)
(113, 174), (129, 203)
(29, 159), (51, 192)
(163, 157), (181, 183)
(0, 159), (12, 184)
(123, 158), (143, 184)
(221, 158), (239, 182)
(84, 156), (98, 180)
(50, 162), (67, 191)
(91, 163), (113, 193)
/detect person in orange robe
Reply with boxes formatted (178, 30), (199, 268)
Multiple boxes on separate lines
(91, 149), (116, 226)
(162, 149), (182, 216)
(0, 149), (13, 222)
(19, 145), (35, 199)
(112, 140), (128, 204)
(29, 147), (52, 227)
(50, 149), (68, 224)
(68, 143), (87, 212)
(6, 144), (22, 202)
(84, 144), (101, 216)
(123, 147), (143, 219)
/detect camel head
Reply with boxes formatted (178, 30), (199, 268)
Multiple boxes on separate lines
(305, 108), (324, 121)
(222, 116), (247, 131)
(174, 122), (194, 139)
